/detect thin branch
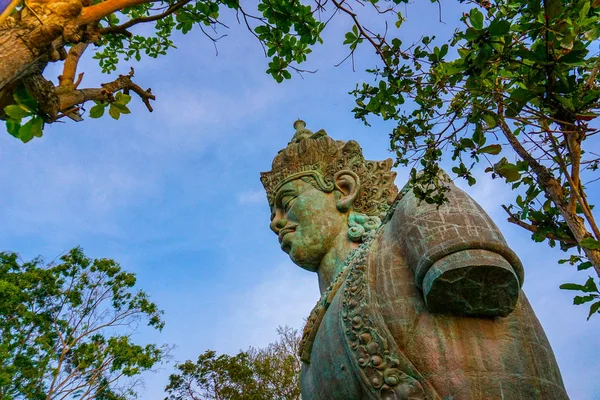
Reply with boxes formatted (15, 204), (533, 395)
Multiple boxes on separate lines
(79, 0), (153, 25)
(56, 68), (155, 117)
(99, 0), (192, 35)
(546, 130), (600, 239)
(59, 43), (89, 88)
(330, 0), (391, 69)
(501, 205), (577, 245)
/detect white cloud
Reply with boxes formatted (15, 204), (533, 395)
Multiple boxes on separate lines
(228, 262), (319, 348)
(155, 84), (283, 129)
(237, 189), (265, 205)
(0, 146), (158, 240)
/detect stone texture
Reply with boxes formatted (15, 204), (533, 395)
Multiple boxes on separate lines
(261, 121), (569, 399)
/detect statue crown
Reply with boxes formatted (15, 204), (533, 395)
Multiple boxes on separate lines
(260, 121), (398, 217)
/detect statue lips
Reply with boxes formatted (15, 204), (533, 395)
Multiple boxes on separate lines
(278, 226), (296, 247)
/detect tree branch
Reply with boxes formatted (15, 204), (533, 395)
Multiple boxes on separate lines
(546, 129), (600, 240)
(57, 67), (155, 116)
(58, 43), (89, 88)
(79, 0), (153, 25)
(330, 0), (391, 69)
(498, 119), (600, 277)
(99, 0), (191, 35)
(501, 205), (577, 245)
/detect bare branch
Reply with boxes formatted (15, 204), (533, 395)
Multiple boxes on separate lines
(79, 0), (154, 25)
(501, 205), (577, 245)
(56, 67), (155, 118)
(58, 43), (89, 88)
(99, 0), (192, 35)
(331, 0), (391, 69)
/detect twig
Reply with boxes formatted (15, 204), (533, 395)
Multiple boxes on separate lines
(330, 0), (391, 69)
(58, 43), (89, 88)
(501, 205), (577, 245)
(99, 0), (191, 35)
(56, 67), (155, 115)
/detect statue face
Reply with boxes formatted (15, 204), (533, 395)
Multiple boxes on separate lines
(269, 178), (347, 272)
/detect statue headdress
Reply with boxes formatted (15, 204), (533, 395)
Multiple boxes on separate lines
(260, 120), (398, 217)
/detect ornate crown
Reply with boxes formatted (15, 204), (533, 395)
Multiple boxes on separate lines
(260, 120), (398, 217)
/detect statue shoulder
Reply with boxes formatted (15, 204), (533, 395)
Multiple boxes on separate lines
(383, 176), (524, 317)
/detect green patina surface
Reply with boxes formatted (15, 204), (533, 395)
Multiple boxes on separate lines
(260, 121), (569, 400)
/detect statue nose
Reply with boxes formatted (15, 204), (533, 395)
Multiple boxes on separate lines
(270, 217), (287, 234)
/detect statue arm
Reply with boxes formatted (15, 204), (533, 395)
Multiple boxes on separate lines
(388, 178), (523, 317)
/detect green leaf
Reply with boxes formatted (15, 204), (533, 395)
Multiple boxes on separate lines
(29, 116), (43, 138)
(578, 262), (593, 271)
(574, 295), (595, 305)
(580, 1), (591, 20)
(580, 237), (600, 250)
(18, 119), (35, 143)
(510, 88), (534, 102)
(488, 19), (510, 37)
(344, 32), (356, 45)
(4, 105), (30, 120)
(505, 101), (525, 117)
(438, 44), (448, 59)
(115, 105), (131, 114)
(6, 120), (20, 138)
(89, 104), (105, 118)
(13, 86), (39, 112)
(497, 163), (521, 182)
(464, 27), (480, 41)
(469, 8), (484, 30)
(588, 301), (600, 320)
(479, 144), (502, 155)
(109, 104), (121, 120)
(583, 277), (598, 293)
(482, 114), (497, 129)
(560, 283), (586, 291)
(115, 93), (132, 106)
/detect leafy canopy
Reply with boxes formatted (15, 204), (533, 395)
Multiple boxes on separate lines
(165, 326), (301, 400)
(0, 247), (167, 399)
(342, 0), (600, 318)
(3, 0), (324, 141)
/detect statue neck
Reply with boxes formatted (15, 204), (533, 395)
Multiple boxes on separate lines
(317, 233), (358, 294)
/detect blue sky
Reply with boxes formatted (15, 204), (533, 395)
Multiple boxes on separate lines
(1, 1), (599, 398)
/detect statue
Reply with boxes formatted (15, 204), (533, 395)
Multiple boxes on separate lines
(260, 121), (568, 400)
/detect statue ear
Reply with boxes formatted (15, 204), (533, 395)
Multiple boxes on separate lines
(334, 171), (360, 212)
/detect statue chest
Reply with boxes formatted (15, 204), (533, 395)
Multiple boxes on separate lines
(300, 282), (367, 400)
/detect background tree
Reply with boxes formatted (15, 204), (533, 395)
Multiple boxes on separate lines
(164, 326), (301, 400)
(0, 0), (322, 142)
(321, 0), (600, 319)
(0, 247), (167, 399)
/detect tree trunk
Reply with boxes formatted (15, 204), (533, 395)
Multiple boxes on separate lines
(0, 28), (57, 91)
(500, 120), (600, 278)
(0, 0), (91, 101)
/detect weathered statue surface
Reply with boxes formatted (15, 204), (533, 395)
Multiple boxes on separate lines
(260, 121), (568, 400)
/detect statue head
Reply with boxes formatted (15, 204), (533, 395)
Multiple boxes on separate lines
(260, 120), (398, 272)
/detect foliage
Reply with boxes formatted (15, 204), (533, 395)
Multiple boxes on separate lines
(1, 0), (324, 141)
(164, 326), (301, 400)
(0, 247), (167, 399)
(93, 0), (322, 83)
(560, 276), (600, 320)
(3, 0), (600, 316)
(4, 86), (44, 143)
(331, 0), (600, 318)
(89, 93), (132, 121)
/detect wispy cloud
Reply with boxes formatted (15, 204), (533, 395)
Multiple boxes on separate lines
(227, 262), (319, 348)
(237, 189), (265, 205)
(0, 143), (159, 242)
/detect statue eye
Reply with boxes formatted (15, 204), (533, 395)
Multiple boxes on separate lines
(282, 195), (297, 212)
